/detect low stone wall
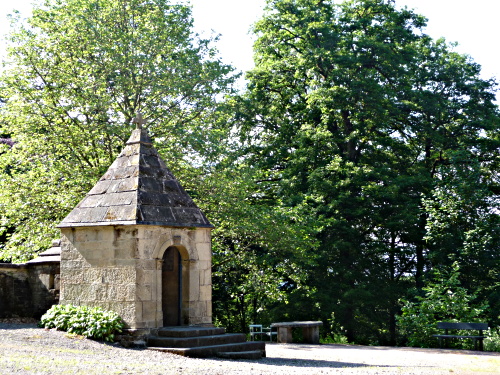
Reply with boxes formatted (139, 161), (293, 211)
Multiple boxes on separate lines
(0, 260), (60, 319)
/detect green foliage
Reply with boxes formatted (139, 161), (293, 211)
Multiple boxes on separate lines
(484, 328), (500, 352)
(201, 162), (321, 332)
(0, 0), (236, 262)
(232, 0), (500, 343)
(321, 312), (349, 344)
(39, 304), (124, 342)
(397, 263), (488, 348)
(423, 154), (500, 320)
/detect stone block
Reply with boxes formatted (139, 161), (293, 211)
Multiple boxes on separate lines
(64, 260), (87, 270)
(61, 248), (84, 261)
(83, 268), (103, 283)
(114, 241), (137, 259)
(136, 269), (155, 285)
(193, 301), (207, 318)
(63, 269), (84, 284)
(140, 227), (167, 240)
(202, 270), (212, 286)
(137, 240), (154, 259)
(195, 242), (212, 261)
(126, 284), (137, 301)
(107, 285), (129, 302)
(110, 302), (136, 326)
(93, 283), (108, 301)
(200, 285), (211, 302)
(206, 301), (212, 317)
(79, 284), (98, 302)
(77, 242), (113, 260)
(60, 230), (74, 243)
(171, 229), (184, 239)
(107, 268), (136, 284)
(142, 301), (157, 321)
(74, 229), (99, 243)
(191, 229), (210, 243)
(114, 259), (136, 267)
(189, 271), (200, 301)
(113, 227), (138, 242)
(92, 258), (118, 268)
(136, 284), (152, 301)
(196, 260), (211, 272)
(106, 285), (118, 300)
(60, 283), (82, 301)
(136, 259), (156, 271)
(60, 262), (74, 272)
(129, 154), (140, 165)
(96, 227), (115, 242)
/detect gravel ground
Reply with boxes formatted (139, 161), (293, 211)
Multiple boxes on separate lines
(1, 323), (499, 375)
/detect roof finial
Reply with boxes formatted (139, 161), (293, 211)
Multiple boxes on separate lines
(132, 113), (147, 129)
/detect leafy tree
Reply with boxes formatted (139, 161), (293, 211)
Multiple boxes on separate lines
(234, 0), (500, 343)
(0, 0), (236, 261)
(423, 152), (500, 327)
(199, 157), (321, 332)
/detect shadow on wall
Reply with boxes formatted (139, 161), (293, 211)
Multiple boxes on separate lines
(0, 240), (60, 319)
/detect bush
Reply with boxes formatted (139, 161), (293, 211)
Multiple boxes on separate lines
(321, 312), (349, 344)
(39, 304), (124, 342)
(484, 327), (500, 352)
(397, 262), (488, 348)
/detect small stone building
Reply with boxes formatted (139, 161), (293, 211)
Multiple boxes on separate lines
(57, 120), (213, 333)
(0, 241), (60, 319)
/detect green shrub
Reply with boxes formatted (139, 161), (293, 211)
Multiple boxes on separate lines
(39, 304), (124, 342)
(397, 262), (488, 348)
(321, 312), (349, 344)
(484, 327), (500, 352)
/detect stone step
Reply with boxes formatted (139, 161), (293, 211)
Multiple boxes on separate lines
(147, 333), (246, 348)
(157, 326), (226, 338)
(147, 341), (266, 358)
(216, 350), (263, 360)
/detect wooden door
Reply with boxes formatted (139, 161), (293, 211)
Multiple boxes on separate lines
(162, 246), (182, 326)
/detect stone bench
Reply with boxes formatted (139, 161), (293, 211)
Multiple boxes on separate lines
(270, 321), (323, 344)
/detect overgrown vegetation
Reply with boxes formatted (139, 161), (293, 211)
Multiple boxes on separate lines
(39, 304), (124, 342)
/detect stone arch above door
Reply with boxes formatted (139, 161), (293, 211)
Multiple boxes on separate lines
(152, 232), (197, 262)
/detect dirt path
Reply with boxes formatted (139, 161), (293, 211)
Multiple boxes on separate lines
(1, 323), (499, 374)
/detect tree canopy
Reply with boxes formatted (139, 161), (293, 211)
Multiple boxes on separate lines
(230, 0), (500, 343)
(0, 0), (236, 261)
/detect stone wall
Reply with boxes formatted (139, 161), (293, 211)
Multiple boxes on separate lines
(0, 262), (60, 319)
(60, 225), (212, 331)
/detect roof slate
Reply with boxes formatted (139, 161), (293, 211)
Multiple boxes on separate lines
(58, 127), (213, 228)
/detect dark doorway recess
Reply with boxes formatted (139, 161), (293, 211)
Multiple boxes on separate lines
(162, 246), (182, 326)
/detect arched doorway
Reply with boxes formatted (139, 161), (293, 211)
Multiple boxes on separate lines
(162, 246), (182, 326)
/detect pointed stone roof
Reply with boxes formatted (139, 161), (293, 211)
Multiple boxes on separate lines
(58, 124), (213, 228)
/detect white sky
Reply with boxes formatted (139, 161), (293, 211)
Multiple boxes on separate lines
(1, 0), (499, 82)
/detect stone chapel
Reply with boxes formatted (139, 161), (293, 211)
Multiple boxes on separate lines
(57, 116), (213, 334)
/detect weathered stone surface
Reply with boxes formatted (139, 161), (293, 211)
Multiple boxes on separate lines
(58, 127), (212, 228)
(137, 284), (153, 301)
(57, 126), (213, 331)
(196, 243), (212, 261)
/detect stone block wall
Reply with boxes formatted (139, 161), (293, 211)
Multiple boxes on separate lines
(60, 225), (212, 331)
(0, 262), (60, 319)
(60, 226), (139, 327)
